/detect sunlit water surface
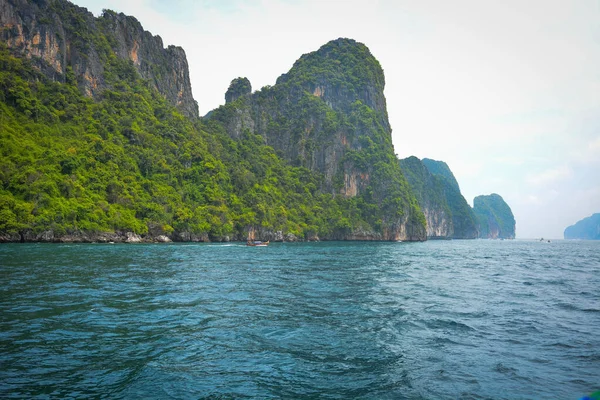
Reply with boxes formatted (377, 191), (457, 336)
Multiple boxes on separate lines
(1, 240), (598, 399)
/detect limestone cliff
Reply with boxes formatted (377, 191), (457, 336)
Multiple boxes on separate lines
(0, 0), (198, 118)
(473, 194), (516, 239)
(399, 156), (453, 238)
(421, 159), (478, 239)
(400, 157), (478, 239)
(210, 38), (426, 241)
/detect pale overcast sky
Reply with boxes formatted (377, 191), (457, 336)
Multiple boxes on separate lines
(73, 0), (600, 239)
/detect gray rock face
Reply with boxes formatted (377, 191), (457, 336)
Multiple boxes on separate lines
(422, 159), (478, 239)
(400, 156), (478, 239)
(212, 39), (390, 195)
(172, 231), (210, 242)
(155, 235), (172, 243)
(210, 38), (426, 241)
(125, 232), (142, 243)
(400, 156), (454, 238)
(0, 0), (198, 118)
(0, 232), (20, 242)
(0, 229), (178, 243)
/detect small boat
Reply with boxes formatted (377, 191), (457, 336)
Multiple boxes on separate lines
(247, 240), (269, 247)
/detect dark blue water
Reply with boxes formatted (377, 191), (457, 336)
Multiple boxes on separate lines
(1, 240), (598, 399)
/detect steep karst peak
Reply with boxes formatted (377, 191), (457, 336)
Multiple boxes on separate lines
(276, 37), (384, 88)
(0, 0), (198, 118)
(271, 37), (388, 124)
(225, 77), (252, 104)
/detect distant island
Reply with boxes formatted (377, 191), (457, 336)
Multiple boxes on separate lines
(399, 157), (478, 239)
(473, 194), (516, 239)
(564, 214), (600, 240)
(399, 158), (516, 240)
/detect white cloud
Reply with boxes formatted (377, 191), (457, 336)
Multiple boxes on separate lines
(589, 137), (600, 150)
(526, 165), (573, 187)
(491, 156), (526, 167)
(524, 195), (541, 206)
(577, 136), (600, 165)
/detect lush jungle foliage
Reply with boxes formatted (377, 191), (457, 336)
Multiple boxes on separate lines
(0, 44), (393, 240)
(211, 39), (425, 236)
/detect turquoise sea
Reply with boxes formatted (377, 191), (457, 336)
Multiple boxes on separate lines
(1, 240), (599, 399)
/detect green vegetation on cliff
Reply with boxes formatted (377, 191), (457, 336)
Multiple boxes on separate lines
(225, 77), (252, 104)
(0, 43), (391, 241)
(564, 213), (600, 240)
(422, 158), (461, 192)
(401, 157), (478, 239)
(1, 0), (429, 242)
(399, 156), (450, 237)
(1, 0), (198, 118)
(211, 39), (426, 240)
(473, 194), (516, 239)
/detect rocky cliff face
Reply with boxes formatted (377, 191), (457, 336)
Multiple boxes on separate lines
(399, 156), (453, 238)
(401, 157), (478, 239)
(564, 213), (600, 240)
(0, 0), (198, 118)
(423, 159), (478, 239)
(473, 194), (516, 239)
(213, 39), (387, 194)
(210, 38), (426, 241)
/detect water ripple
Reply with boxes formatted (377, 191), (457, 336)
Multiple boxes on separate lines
(1, 240), (599, 399)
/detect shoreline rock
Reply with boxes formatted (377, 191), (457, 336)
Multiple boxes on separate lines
(0, 228), (426, 243)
